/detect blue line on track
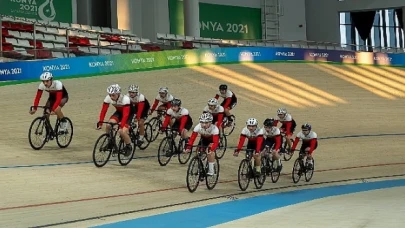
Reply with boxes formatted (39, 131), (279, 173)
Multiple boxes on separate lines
(1, 133), (405, 169)
(92, 178), (405, 228)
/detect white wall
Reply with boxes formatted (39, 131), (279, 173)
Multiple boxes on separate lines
(279, 0), (307, 41)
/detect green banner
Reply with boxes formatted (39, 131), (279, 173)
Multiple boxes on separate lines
(0, 0), (73, 23)
(168, 0), (262, 40)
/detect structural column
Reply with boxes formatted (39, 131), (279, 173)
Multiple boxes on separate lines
(403, 7), (405, 36)
(183, 0), (200, 37)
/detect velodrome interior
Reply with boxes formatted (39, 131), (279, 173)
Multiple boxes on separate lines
(1, 62), (405, 227)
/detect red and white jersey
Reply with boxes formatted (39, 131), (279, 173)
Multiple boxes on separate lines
(104, 94), (131, 110)
(38, 80), (62, 92)
(275, 113), (293, 122)
(296, 131), (317, 141)
(155, 94), (174, 104)
(241, 127), (264, 139)
(166, 107), (189, 120)
(262, 126), (281, 138)
(203, 105), (224, 115)
(193, 124), (219, 138)
(216, 90), (234, 99)
(128, 93), (146, 104)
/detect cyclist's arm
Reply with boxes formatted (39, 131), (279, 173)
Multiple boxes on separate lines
(309, 138), (317, 153)
(33, 90), (43, 110)
(291, 137), (300, 151)
(236, 134), (246, 151)
(255, 136), (264, 153)
(119, 105), (130, 128)
(161, 114), (171, 130)
(210, 134), (219, 151)
(150, 99), (159, 113)
(274, 135), (282, 150)
(187, 131), (198, 150)
(222, 97), (232, 109)
(216, 113), (224, 128)
(178, 115), (188, 132)
(98, 103), (109, 123)
(136, 101), (145, 121)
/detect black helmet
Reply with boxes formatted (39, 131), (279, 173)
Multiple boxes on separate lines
(301, 123), (312, 131)
(263, 118), (275, 127)
(171, 98), (181, 106)
(219, 84), (228, 90)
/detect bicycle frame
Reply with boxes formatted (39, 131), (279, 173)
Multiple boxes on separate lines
(30, 106), (58, 138)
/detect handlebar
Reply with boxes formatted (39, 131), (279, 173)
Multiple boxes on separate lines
(30, 106), (50, 112)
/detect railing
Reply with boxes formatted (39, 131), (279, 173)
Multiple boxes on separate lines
(1, 15), (147, 60)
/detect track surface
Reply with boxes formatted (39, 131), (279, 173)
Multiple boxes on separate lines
(0, 62), (404, 227)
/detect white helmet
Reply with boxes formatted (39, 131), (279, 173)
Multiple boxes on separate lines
(277, 108), (287, 115)
(159, 87), (168, 93)
(199, 113), (213, 123)
(107, 84), (121, 94)
(40, 72), (53, 81)
(207, 98), (218, 106)
(246, 118), (258, 126)
(128, 84), (139, 93)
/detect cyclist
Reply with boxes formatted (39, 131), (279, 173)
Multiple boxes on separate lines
(29, 72), (69, 133)
(214, 84), (237, 125)
(97, 84), (133, 155)
(290, 123), (318, 169)
(185, 113), (219, 176)
(149, 87), (174, 115)
(233, 118), (264, 176)
(202, 98), (224, 130)
(160, 98), (193, 143)
(274, 108), (296, 153)
(127, 84), (150, 145)
(262, 118), (282, 171)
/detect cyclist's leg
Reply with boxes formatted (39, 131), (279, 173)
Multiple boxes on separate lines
(180, 116), (193, 143)
(138, 101), (150, 143)
(55, 97), (69, 130)
(203, 139), (216, 175)
(246, 142), (261, 174)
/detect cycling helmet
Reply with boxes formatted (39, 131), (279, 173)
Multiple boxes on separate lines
(301, 123), (312, 131)
(171, 98), (182, 106)
(219, 84), (228, 90)
(277, 108), (287, 115)
(207, 98), (218, 106)
(246, 118), (258, 126)
(107, 84), (121, 94)
(128, 84), (139, 93)
(263, 118), (275, 127)
(40, 72), (53, 81)
(199, 113), (213, 123)
(158, 87), (169, 93)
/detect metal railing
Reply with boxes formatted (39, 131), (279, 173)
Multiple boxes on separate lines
(1, 15), (146, 61)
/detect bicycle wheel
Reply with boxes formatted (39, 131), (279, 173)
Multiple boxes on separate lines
(28, 117), (48, 150)
(215, 134), (227, 159)
(92, 133), (113, 168)
(157, 137), (173, 166)
(56, 117), (74, 148)
(178, 139), (192, 164)
(283, 138), (294, 161)
(254, 160), (266, 189)
(148, 117), (161, 142)
(222, 115), (236, 136)
(270, 160), (281, 183)
(186, 156), (201, 193)
(138, 123), (152, 150)
(305, 159), (315, 182)
(292, 158), (302, 183)
(237, 159), (251, 191)
(118, 138), (136, 166)
(206, 158), (220, 190)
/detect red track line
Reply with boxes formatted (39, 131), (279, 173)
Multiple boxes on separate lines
(1, 162), (404, 212)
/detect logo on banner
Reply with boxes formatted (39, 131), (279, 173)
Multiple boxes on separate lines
(38, 0), (56, 22)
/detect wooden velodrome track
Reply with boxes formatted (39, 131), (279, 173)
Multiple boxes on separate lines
(1, 62), (405, 227)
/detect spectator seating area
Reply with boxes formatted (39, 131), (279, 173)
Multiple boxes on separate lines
(1, 16), (161, 60)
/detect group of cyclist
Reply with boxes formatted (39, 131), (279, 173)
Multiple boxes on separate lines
(30, 72), (318, 177)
